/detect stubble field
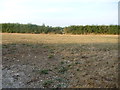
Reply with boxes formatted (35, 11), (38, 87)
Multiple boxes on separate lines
(2, 33), (119, 88)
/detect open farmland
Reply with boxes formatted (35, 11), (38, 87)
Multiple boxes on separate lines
(2, 33), (119, 88)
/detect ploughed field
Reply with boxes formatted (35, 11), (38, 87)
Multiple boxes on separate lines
(2, 33), (118, 88)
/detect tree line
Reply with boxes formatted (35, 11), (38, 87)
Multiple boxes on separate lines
(64, 25), (118, 34)
(1, 23), (63, 34)
(1, 23), (119, 34)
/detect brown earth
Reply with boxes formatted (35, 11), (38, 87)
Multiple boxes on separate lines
(2, 33), (119, 88)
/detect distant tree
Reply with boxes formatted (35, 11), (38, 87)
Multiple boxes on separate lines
(1, 23), (118, 35)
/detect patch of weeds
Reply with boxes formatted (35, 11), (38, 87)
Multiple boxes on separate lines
(58, 66), (68, 74)
(2, 45), (8, 48)
(48, 54), (54, 59)
(67, 64), (72, 67)
(77, 69), (80, 71)
(40, 69), (49, 74)
(60, 61), (64, 64)
(56, 84), (62, 88)
(43, 80), (53, 87)
(42, 45), (49, 48)
(49, 49), (54, 53)
(75, 62), (80, 65)
(55, 78), (64, 82)
(23, 44), (32, 47)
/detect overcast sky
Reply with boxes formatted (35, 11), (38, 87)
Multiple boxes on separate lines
(0, 0), (118, 27)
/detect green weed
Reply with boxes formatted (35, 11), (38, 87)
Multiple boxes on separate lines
(43, 80), (53, 87)
(48, 54), (54, 59)
(58, 66), (68, 74)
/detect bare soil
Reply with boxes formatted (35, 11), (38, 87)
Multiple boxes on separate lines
(2, 33), (118, 88)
